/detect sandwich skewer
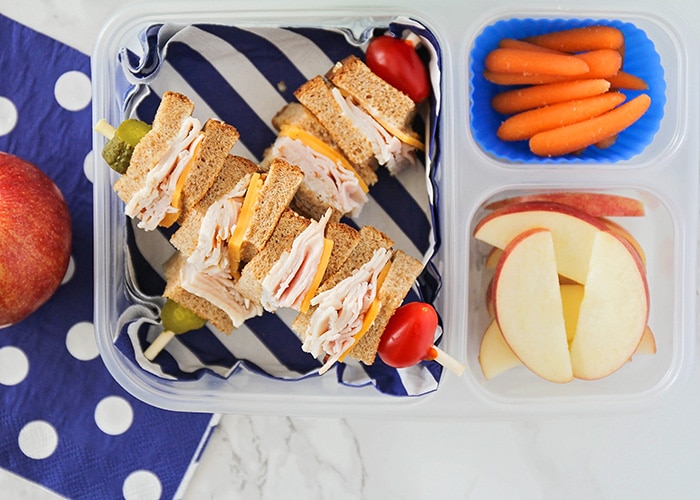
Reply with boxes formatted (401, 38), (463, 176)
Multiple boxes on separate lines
(96, 79), (463, 374)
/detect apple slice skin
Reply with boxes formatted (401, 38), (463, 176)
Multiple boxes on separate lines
(569, 230), (649, 380)
(484, 192), (645, 217)
(492, 227), (573, 383)
(474, 200), (608, 284)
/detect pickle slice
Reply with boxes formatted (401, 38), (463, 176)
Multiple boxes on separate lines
(117, 119), (151, 146)
(161, 299), (207, 334)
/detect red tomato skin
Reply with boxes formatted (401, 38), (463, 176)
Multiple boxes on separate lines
(377, 302), (438, 368)
(366, 36), (430, 103)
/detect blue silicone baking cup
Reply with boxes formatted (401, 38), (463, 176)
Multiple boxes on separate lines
(469, 18), (666, 164)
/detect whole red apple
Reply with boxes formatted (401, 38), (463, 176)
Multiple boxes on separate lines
(0, 152), (72, 328)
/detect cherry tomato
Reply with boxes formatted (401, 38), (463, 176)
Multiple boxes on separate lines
(377, 302), (438, 368)
(366, 35), (430, 103)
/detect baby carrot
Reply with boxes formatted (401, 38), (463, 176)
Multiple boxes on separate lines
(524, 25), (625, 52)
(484, 48), (590, 75)
(497, 92), (627, 141)
(497, 38), (565, 54)
(529, 94), (651, 157)
(484, 70), (583, 86)
(606, 70), (649, 90)
(574, 49), (622, 79)
(484, 50), (620, 85)
(491, 79), (612, 114)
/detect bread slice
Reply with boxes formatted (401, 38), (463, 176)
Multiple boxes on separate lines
(170, 154), (258, 257)
(179, 118), (240, 222)
(289, 182), (344, 222)
(294, 76), (378, 181)
(317, 225), (394, 292)
(271, 102), (335, 145)
(238, 158), (304, 263)
(347, 249), (423, 364)
(322, 219), (362, 280)
(327, 55), (417, 136)
(237, 208), (361, 306)
(162, 252), (235, 334)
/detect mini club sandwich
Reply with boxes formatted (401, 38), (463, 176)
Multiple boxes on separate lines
(291, 225), (424, 374)
(163, 156), (304, 334)
(114, 91), (240, 231)
(236, 207), (361, 313)
(294, 55), (425, 177)
(263, 102), (373, 222)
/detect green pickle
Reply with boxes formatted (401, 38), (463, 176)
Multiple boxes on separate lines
(101, 118), (151, 174)
(101, 136), (133, 174)
(161, 299), (206, 335)
(118, 119), (152, 147)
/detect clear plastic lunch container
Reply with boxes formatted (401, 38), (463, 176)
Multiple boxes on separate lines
(92, 0), (699, 418)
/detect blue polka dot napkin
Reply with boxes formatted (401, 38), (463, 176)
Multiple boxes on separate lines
(0, 14), (216, 500)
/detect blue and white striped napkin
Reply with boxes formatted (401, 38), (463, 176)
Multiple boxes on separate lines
(114, 18), (444, 397)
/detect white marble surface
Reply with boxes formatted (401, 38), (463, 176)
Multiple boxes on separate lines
(3, 0), (700, 499)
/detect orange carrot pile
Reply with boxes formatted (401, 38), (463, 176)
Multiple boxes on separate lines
(483, 24), (651, 157)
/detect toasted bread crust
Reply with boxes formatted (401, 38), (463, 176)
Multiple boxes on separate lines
(347, 250), (424, 364)
(294, 76), (378, 183)
(323, 221), (360, 280)
(179, 119), (240, 222)
(328, 55), (417, 134)
(239, 158), (303, 263)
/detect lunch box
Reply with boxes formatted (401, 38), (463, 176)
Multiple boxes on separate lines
(92, 0), (698, 418)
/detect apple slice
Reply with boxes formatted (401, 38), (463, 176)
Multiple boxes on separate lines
(484, 247), (503, 270)
(600, 218), (647, 267)
(493, 228), (573, 383)
(570, 230), (649, 380)
(634, 326), (657, 356)
(478, 319), (522, 380)
(485, 278), (495, 318)
(485, 192), (645, 217)
(474, 201), (607, 284)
